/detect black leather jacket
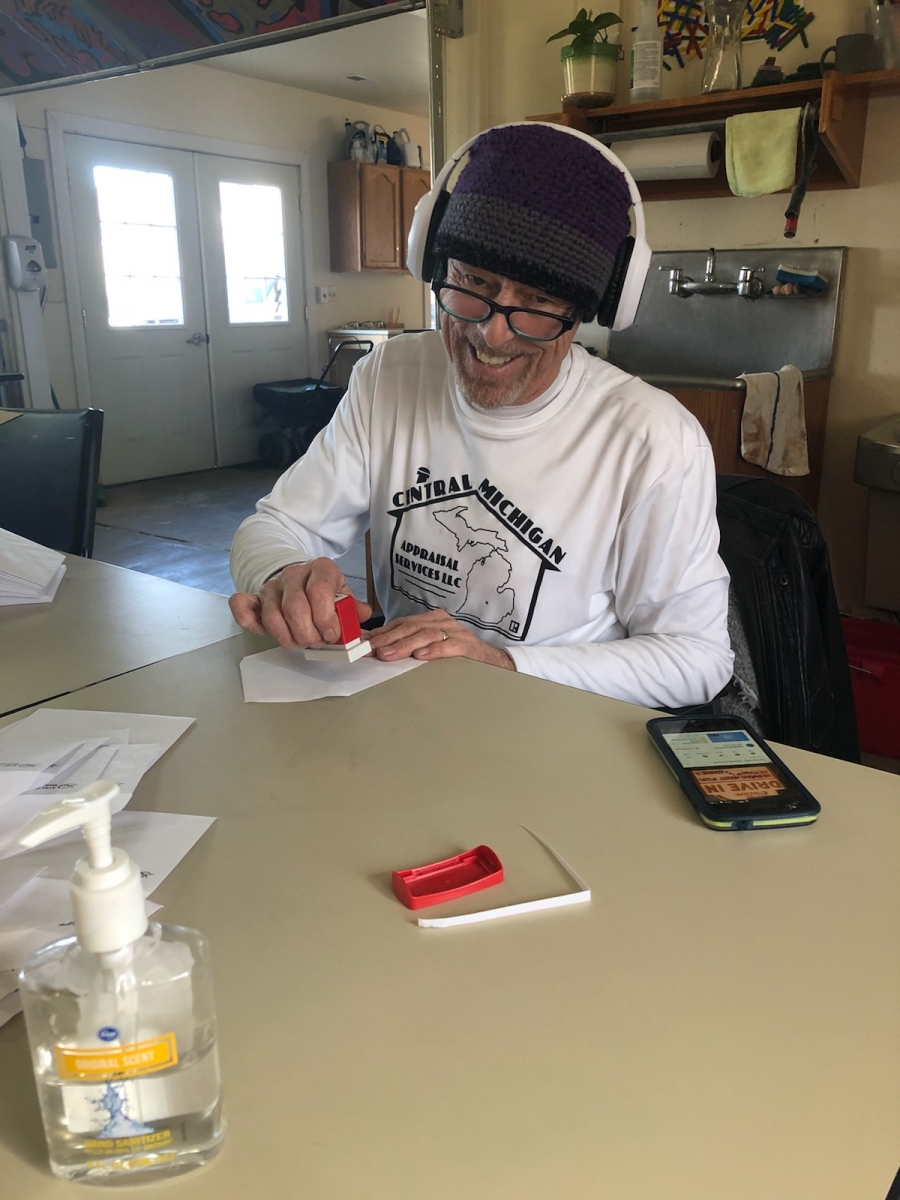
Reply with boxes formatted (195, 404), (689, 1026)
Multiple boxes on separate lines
(715, 475), (859, 762)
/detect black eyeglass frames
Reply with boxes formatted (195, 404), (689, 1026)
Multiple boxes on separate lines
(434, 282), (577, 343)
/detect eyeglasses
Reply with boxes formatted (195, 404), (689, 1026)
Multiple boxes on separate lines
(434, 283), (577, 343)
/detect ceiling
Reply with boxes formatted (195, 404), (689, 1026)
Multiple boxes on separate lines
(205, 9), (430, 118)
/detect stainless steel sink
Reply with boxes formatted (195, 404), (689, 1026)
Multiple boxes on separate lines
(608, 247), (846, 381)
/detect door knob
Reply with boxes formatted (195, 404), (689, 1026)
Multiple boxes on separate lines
(186, 332), (210, 346)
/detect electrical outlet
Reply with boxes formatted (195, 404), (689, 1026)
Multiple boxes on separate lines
(315, 286), (337, 304)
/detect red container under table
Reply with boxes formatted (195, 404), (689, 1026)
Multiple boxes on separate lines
(841, 617), (900, 759)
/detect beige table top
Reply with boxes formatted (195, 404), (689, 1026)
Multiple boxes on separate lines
(0, 555), (239, 716)
(0, 636), (899, 1200)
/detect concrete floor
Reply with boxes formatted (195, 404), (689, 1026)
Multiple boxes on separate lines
(92, 465), (368, 598)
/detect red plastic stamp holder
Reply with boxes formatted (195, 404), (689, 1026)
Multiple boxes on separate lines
(392, 846), (504, 910)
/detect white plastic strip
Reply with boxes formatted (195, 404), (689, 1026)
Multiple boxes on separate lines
(416, 826), (590, 929)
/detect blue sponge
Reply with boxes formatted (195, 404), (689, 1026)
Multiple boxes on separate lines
(775, 264), (828, 291)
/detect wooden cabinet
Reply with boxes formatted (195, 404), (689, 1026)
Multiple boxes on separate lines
(664, 376), (830, 510)
(528, 68), (900, 202)
(327, 161), (430, 273)
(400, 167), (431, 271)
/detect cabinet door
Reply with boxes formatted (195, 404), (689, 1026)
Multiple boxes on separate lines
(360, 163), (401, 270)
(667, 383), (827, 510)
(400, 168), (431, 272)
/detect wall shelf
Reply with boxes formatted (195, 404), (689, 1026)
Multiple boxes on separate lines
(528, 69), (900, 202)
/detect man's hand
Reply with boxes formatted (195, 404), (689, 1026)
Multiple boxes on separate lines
(368, 610), (516, 671)
(229, 558), (372, 650)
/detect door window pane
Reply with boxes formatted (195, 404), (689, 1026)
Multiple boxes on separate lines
(93, 165), (184, 328)
(219, 181), (289, 325)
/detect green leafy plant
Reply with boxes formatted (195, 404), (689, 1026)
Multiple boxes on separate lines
(546, 8), (623, 52)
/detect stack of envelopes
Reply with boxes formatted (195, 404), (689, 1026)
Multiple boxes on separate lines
(0, 528), (67, 605)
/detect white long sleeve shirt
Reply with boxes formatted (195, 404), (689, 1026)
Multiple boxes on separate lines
(231, 332), (733, 708)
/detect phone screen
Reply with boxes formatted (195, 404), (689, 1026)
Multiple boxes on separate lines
(658, 721), (809, 811)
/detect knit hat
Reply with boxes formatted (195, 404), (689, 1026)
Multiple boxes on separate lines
(432, 124), (633, 320)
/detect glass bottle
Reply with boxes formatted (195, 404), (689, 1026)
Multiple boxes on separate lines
(702, 0), (747, 93)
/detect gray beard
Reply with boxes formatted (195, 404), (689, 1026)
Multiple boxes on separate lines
(450, 355), (529, 410)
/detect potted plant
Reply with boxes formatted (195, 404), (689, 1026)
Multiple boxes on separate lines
(547, 8), (624, 108)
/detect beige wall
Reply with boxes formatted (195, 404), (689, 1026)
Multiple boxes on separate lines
(16, 62), (430, 414)
(445, 0), (899, 611)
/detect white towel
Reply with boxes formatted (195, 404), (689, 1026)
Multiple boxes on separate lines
(739, 365), (809, 476)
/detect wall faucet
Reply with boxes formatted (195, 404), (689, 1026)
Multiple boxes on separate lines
(660, 248), (765, 299)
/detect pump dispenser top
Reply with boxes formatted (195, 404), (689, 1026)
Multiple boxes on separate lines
(18, 779), (148, 955)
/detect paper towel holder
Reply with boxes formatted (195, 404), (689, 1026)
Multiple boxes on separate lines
(600, 126), (723, 183)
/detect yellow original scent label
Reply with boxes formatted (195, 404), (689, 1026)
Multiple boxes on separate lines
(56, 1033), (178, 1081)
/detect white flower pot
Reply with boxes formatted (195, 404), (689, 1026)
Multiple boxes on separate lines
(561, 42), (621, 108)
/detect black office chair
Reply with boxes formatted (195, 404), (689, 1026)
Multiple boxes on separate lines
(715, 474), (860, 763)
(0, 408), (104, 557)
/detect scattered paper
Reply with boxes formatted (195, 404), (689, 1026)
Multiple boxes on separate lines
(0, 859), (45, 910)
(4, 709), (194, 753)
(0, 562), (66, 606)
(0, 777), (129, 861)
(240, 646), (422, 702)
(0, 708), (206, 1009)
(0, 968), (17, 1005)
(0, 924), (65, 974)
(0, 730), (85, 806)
(417, 827), (591, 929)
(0, 987), (22, 1028)
(0, 877), (70, 933)
(0, 902), (164, 977)
(14, 811), (215, 896)
(0, 527), (66, 604)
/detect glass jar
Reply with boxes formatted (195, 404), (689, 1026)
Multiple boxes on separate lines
(702, 0), (746, 93)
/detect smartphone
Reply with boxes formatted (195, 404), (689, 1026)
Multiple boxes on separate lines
(646, 715), (821, 831)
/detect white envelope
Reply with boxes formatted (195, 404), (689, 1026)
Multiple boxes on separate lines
(240, 647), (422, 702)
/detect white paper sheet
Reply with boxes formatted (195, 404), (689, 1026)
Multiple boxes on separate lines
(0, 987), (22, 1028)
(240, 646), (422, 702)
(0, 777), (129, 862)
(0, 561), (66, 605)
(0, 527), (65, 590)
(0, 924), (65, 973)
(0, 880), (163, 936)
(13, 811), (215, 897)
(3, 709), (195, 753)
(0, 731), (85, 806)
(0, 967), (18, 1000)
(0, 901), (165, 975)
(0, 859), (45, 910)
(0, 876), (70, 933)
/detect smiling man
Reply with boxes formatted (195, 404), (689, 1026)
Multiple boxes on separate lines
(229, 123), (733, 709)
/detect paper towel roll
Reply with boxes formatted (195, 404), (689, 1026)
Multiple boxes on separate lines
(612, 132), (721, 181)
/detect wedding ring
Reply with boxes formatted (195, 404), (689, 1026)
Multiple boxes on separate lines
(440, 629), (449, 642)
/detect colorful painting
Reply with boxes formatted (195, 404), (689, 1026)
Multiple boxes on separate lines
(658, 1), (816, 69)
(0, 0), (412, 90)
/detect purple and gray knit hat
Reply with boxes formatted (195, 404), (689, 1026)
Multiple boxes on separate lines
(433, 124), (633, 321)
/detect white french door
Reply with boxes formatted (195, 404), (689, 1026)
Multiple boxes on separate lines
(195, 154), (308, 468)
(64, 133), (309, 484)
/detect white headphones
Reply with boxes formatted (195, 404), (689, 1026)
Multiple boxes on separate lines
(407, 121), (652, 332)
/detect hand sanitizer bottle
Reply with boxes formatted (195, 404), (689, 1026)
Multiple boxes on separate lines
(631, 0), (663, 103)
(16, 781), (225, 1184)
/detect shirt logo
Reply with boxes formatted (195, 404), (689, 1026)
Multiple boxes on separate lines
(388, 473), (565, 641)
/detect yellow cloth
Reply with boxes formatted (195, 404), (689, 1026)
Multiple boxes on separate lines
(725, 107), (801, 198)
